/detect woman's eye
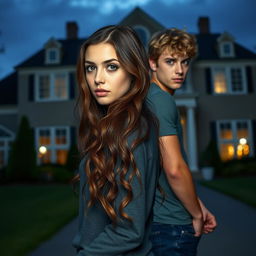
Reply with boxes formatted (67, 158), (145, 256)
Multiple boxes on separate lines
(85, 65), (95, 72)
(107, 64), (119, 71)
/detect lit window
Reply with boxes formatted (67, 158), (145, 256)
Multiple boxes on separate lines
(220, 122), (232, 139)
(36, 73), (68, 101)
(212, 67), (246, 94)
(37, 127), (70, 165)
(217, 120), (252, 161)
(55, 74), (67, 99)
(213, 68), (227, 94)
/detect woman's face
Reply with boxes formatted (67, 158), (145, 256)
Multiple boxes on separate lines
(84, 43), (132, 105)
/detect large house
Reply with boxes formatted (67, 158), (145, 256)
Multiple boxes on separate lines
(0, 7), (255, 172)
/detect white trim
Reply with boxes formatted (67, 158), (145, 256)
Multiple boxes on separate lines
(0, 125), (15, 138)
(0, 108), (18, 114)
(0, 125), (15, 168)
(176, 98), (197, 108)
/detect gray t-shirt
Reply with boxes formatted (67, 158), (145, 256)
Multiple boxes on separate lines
(147, 83), (192, 225)
(73, 124), (159, 255)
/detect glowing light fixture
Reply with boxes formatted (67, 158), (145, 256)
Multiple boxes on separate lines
(39, 146), (47, 154)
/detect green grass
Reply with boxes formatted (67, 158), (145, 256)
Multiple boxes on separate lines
(201, 176), (256, 208)
(0, 184), (78, 256)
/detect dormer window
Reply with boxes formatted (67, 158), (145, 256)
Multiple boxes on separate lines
(44, 38), (61, 65)
(217, 32), (235, 58)
(133, 25), (150, 46)
(46, 48), (60, 64)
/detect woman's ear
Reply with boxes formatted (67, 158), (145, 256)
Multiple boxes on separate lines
(149, 58), (157, 71)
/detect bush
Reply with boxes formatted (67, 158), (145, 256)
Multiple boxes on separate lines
(65, 143), (79, 173)
(39, 164), (74, 183)
(219, 157), (256, 177)
(7, 116), (37, 181)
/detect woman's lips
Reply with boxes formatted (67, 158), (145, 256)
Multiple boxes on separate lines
(95, 89), (110, 97)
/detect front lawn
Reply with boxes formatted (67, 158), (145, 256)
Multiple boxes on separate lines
(201, 176), (256, 208)
(0, 184), (78, 256)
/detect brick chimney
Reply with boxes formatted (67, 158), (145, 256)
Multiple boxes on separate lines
(66, 21), (78, 39)
(198, 17), (210, 34)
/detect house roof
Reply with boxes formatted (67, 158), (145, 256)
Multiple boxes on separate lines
(16, 38), (86, 69)
(0, 72), (17, 105)
(196, 33), (256, 60)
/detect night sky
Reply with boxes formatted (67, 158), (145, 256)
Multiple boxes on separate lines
(0, 0), (255, 80)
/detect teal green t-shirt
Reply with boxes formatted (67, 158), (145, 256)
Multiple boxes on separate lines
(147, 83), (192, 225)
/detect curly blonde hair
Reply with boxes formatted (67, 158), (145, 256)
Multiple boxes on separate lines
(148, 28), (197, 61)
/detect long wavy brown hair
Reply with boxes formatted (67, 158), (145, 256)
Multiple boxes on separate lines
(74, 25), (156, 223)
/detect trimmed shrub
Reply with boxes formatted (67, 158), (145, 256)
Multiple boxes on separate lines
(7, 116), (37, 181)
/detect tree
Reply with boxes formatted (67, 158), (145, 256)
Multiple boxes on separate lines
(7, 116), (37, 181)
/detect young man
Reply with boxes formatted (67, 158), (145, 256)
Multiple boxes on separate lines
(147, 28), (217, 256)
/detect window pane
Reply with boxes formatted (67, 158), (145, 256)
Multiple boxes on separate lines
(39, 129), (51, 145)
(56, 149), (68, 165)
(231, 68), (243, 92)
(236, 121), (248, 139)
(223, 44), (231, 55)
(220, 143), (234, 161)
(49, 50), (57, 61)
(39, 75), (50, 99)
(213, 68), (227, 93)
(220, 122), (233, 140)
(55, 129), (67, 145)
(55, 74), (67, 99)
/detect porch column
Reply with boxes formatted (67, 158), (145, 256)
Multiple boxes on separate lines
(186, 106), (198, 172)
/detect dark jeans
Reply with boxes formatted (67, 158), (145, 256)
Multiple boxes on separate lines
(150, 222), (201, 256)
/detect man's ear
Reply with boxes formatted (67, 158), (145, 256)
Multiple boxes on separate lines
(149, 58), (157, 71)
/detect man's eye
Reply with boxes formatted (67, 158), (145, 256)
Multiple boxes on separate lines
(166, 59), (174, 65)
(183, 60), (191, 66)
(107, 64), (119, 71)
(85, 65), (95, 72)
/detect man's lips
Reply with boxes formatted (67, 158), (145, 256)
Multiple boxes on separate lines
(95, 89), (110, 97)
(172, 78), (183, 83)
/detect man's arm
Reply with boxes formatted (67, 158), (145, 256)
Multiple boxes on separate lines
(159, 135), (203, 236)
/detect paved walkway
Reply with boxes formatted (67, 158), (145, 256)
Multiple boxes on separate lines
(28, 184), (256, 256)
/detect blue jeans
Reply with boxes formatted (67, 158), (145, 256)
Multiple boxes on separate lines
(150, 222), (201, 256)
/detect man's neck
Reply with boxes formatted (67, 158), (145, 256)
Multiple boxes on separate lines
(151, 77), (175, 95)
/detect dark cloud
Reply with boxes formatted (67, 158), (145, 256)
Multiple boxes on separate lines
(0, 0), (255, 79)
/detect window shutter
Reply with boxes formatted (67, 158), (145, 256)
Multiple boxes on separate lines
(205, 68), (212, 94)
(210, 121), (217, 142)
(28, 74), (34, 101)
(69, 72), (75, 99)
(252, 120), (256, 157)
(70, 126), (76, 145)
(246, 66), (253, 93)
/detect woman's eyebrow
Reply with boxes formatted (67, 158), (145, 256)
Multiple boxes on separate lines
(85, 58), (119, 64)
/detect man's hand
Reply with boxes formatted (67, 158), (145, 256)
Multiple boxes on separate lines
(198, 198), (217, 234)
(192, 215), (204, 237)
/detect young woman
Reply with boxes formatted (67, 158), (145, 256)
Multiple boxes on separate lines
(72, 25), (159, 255)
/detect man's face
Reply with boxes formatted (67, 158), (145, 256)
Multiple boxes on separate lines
(150, 48), (191, 93)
